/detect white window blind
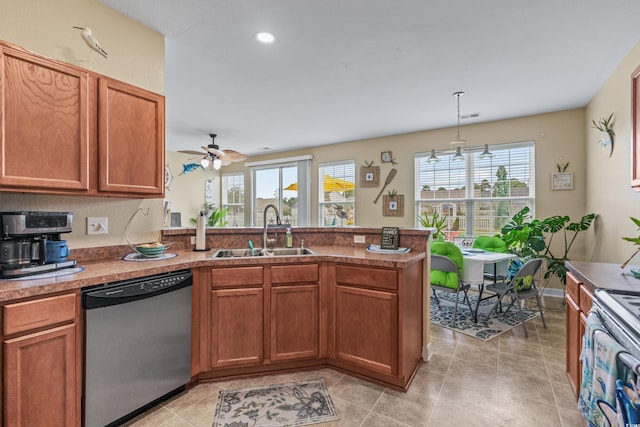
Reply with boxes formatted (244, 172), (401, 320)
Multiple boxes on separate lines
(222, 173), (244, 227)
(318, 161), (355, 226)
(415, 141), (535, 239)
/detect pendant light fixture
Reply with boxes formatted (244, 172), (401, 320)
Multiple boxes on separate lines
(479, 144), (494, 159)
(451, 91), (466, 162)
(427, 149), (440, 163)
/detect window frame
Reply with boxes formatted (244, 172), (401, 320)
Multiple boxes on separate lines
(415, 141), (535, 238)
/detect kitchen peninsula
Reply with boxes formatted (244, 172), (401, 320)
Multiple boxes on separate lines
(0, 227), (430, 426)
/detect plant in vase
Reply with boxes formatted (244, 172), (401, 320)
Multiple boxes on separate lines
(621, 217), (640, 275)
(592, 113), (615, 157)
(417, 211), (448, 241)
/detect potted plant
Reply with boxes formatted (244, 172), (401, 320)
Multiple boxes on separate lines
(621, 217), (640, 269)
(417, 211), (448, 241)
(592, 113), (615, 157)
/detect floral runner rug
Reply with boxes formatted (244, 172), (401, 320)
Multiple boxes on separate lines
(430, 290), (541, 341)
(212, 379), (340, 427)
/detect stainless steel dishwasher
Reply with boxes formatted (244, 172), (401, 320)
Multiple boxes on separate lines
(82, 269), (192, 427)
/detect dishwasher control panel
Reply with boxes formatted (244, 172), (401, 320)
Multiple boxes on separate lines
(82, 270), (192, 309)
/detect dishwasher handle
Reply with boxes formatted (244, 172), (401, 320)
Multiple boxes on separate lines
(83, 270), (192, 309)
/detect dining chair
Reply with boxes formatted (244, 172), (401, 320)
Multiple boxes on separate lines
(482, 257), (546, 337)
(472, 235), (508, 283)
(430, 241), (472, 327)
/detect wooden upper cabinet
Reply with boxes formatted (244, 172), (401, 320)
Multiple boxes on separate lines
(0, 45), (89, 191)
(98, 78), (165, 196)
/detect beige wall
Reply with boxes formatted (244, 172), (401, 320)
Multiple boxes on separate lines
(0, 0), (165, 248)
(223, 108), (586, 230)
(585, 40), (640, 264)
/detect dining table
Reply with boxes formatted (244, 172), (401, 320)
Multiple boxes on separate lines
(460, 249), (518, 322)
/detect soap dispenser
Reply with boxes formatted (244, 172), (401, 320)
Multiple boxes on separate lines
(285, 228), (293, 248)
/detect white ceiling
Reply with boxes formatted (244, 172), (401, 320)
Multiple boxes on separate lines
(98, 0), (640, 156)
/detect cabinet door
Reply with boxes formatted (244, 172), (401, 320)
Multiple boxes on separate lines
(98, 78), (164, 196)
(335, 285), (398, 375)
(0, 46), (89, 191)
(4, 324), (77, 427)
(271, 284), (319, 361)
(566, 294), (581, 399)
(211, 288), (263, 367)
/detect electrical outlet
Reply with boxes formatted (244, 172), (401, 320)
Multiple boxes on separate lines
(87, 217), (108, 235)
(354, 235), (366, 244)
(190, 236), (196, 244)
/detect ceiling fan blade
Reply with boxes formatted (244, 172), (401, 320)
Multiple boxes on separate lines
(221, 159), (232, 166)
(201, 146), (226, 158)
(178, 149), (206, 156)
(222, 149), (248, 161)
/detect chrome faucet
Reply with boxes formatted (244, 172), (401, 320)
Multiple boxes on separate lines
(262, 204), (282, 250)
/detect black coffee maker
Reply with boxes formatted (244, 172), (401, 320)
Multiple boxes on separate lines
(0, 212), (76, 278)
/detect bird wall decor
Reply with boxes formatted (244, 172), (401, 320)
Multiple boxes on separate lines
(73, 26), (108, 59)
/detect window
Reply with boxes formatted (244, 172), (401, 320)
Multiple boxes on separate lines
(415, 141), (535, 239)
(249, 157), (311, 226)
(222, 172), (244, 227)
(318, 161), (355, 226)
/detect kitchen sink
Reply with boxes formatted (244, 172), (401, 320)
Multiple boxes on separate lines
(212, 247), (315, 258)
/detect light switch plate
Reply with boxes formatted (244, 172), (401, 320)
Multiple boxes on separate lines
(87, 217), (108, 235)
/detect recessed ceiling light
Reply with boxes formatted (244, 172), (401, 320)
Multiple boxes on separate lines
(255, 32), (275, 44)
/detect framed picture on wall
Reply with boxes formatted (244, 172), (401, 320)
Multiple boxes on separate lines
(551, 172), (573, 190)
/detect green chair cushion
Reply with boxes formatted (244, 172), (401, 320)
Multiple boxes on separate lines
(430, 241), (463, 289)
(472, 235), (507, 253)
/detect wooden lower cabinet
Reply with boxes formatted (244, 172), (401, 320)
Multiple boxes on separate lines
(565, 292), (581, 398)
(271, 284), (319, 361)
(335, 285), (398, 375)
(2, 291), (79, 426)
(210, 288), (264, 367)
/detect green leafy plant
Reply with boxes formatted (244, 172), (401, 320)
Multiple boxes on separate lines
(499, 207), (596, 285)
(190, 206), (229, 227)
(592, 112), (616, 136)
(387, 189), (397, 199)
(556, 162), (569, 172)
(418, 211), (448, 241)
(363, 160), (375, 167)
(621, 217), (640, 268)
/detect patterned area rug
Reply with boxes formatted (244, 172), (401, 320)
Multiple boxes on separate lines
(212, 379), (340, 427)
(430, 290), (541, 341)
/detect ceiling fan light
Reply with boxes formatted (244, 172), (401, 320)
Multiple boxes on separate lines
(213, 158), (222, 170)
(451, 146), (464, 162)
(427, 149), (440, 163)
(200, 156), (210, 168)
(479, 144), (493, 159)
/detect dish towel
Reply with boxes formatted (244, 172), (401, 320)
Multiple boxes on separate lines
(579, 326), (628, 426)
(579, 313), (608, 419)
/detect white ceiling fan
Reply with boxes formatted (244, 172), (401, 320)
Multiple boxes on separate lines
(178, 134), (248, 170)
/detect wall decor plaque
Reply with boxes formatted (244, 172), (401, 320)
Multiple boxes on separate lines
(380, 226), (400, 250)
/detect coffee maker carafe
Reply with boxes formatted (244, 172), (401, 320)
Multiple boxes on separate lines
(0, 212), (75, 278)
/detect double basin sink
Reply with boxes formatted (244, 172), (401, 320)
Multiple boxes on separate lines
(212, 247), (315, 258)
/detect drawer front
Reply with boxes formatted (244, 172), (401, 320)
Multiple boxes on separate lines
(4, 293), (76, 336)
(565, 271), (581, 304)
(271, 264), (319, 285)
(579, 285), (594, 314)
(211, 266), (263, 288)
(335, 264), (397, 291)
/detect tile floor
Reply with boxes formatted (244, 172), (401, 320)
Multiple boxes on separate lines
(125, 297), (584, 427)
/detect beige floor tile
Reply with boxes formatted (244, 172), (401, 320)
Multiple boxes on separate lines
(551, 380), (580, 411)
(315, 396), (370, 427)
(162, 383), (220, 414)
(547, 360), (569, 382)
(498, 370), (556, 406)
(172, 393), (219, 427)
(438, 360), (498, 411)
(541, 344), (567, 365)
(372, 388), (434, 427)
(122, 405), (177, 427)
(498, 352), (548, 378)
(158, 415), (195, 426)
(454, 341), (499, 368)
(361, 411), (417, 427)
(328, 375), (385, 410)
(405, 368), (446, 399)
(495, 396), (562, 427)
(422, 352), (452, 375)
(288, 368), (345, 387)
(429, 335), (458, 356)
(427, 400), (496, 427)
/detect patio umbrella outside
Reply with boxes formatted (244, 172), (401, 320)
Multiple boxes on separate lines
(284, 175), (355, 192)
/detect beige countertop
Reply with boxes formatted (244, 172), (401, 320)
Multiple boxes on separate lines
(0, 245), (425, 302)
